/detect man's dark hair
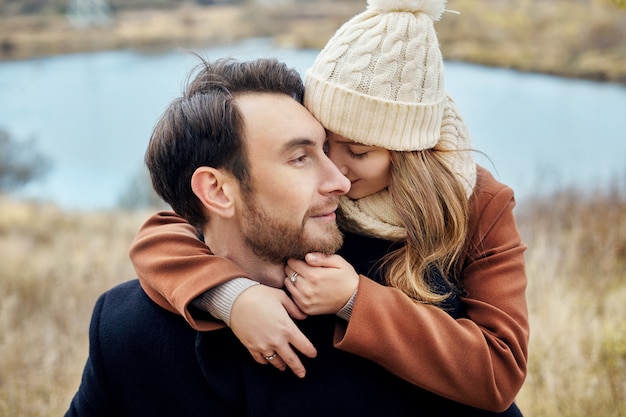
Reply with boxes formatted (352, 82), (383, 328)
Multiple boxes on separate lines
(145, 57), (305, 229)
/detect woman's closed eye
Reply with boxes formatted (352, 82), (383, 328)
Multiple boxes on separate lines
(348, 149), (368, 160)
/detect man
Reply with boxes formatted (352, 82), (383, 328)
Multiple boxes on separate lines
(66, 57), (517, 417)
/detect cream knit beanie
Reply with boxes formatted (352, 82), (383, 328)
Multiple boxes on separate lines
(305, 0), (477, 198)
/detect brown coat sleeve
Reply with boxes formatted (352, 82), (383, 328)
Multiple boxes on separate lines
(334, 166), (529, 412)
(129, 211), (252, 331)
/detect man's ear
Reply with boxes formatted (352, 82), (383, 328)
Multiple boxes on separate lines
(191, 167), (236, 219)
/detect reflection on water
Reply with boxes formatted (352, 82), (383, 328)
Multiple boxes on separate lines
(0, 38), (625, 210)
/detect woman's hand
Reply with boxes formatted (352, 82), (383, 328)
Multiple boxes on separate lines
(284, 253), (359, 315)
(229, 285), (317, 378)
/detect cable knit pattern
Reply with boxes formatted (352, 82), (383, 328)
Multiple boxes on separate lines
(439, 95), (477, 198)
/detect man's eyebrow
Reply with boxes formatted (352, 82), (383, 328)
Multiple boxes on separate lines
(281, 138), (317, 152)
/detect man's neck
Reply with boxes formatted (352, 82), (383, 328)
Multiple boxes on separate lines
(203, 227), (285, 288)
(229, 253), (285, 288)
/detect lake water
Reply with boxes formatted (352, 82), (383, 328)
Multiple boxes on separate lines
(1, 38), (625, 210)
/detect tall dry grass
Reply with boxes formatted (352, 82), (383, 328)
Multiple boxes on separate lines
(515, 184), (626, 416)
(0, 183), (625, 416)
(0, 199), (150, 416)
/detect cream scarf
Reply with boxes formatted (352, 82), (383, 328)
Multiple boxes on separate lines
(338, 190), (406, 241)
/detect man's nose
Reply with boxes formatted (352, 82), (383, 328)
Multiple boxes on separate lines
(322, 156), (351, 195)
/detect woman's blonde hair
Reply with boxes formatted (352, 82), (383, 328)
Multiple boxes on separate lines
(382, 146), (470, 304)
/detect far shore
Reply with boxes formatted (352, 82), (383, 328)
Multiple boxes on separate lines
(1, 2), (626, 83)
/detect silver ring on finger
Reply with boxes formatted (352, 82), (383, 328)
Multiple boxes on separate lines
(264, 352), (278, 361)
(290, 271), (298, 284)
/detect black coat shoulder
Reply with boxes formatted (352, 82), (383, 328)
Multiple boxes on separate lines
(65, 280), (237, 417)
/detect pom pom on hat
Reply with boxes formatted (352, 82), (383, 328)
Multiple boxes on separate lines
(367, 0), (447, 21)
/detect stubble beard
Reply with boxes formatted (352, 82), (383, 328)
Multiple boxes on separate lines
(241, 195), (343, 264)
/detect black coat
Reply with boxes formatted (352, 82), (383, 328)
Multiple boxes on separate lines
(65, 279), (522, 417)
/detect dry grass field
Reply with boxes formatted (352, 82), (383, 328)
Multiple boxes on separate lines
(513, 186), (626, 416)
(0, 182), (625, 416)
(0, 200), (151, 416)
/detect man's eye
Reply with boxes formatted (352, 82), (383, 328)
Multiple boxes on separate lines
(293, 154), (308, 163)
(323, 140), (329, 155)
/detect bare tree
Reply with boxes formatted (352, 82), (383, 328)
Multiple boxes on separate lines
(0, 129), (51, 193)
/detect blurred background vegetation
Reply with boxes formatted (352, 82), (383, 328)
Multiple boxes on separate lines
(1, 0), (626, 82)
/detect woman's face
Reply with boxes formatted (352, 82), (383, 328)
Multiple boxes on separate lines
(326, 131), (391, 200)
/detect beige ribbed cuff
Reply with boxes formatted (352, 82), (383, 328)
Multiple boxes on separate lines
(336, 290), (358, 321)
(191, 278), (260, 327)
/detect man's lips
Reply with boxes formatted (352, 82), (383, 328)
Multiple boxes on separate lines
(309, 205), (338, 221)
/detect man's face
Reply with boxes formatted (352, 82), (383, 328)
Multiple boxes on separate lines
(235, 93), (351, 263)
